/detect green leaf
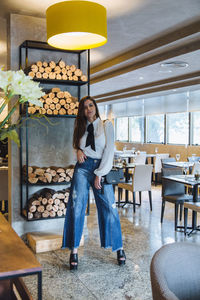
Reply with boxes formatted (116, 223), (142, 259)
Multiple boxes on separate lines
(0, 129), (20, 147)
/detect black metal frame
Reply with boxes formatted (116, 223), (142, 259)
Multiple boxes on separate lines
(19, 40), (90, 221)
(0, 269), (42, 300)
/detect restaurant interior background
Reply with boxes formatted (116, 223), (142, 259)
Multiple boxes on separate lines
(0, 1), (200, 299)
(0, 0), (200, 247)
(0, 0), (199, 234)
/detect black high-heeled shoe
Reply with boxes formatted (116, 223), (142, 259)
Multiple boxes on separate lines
(117, 249), (126, 266)
(69, 253), (78, 270)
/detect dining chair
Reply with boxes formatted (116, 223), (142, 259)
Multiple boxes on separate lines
(161, 157), (176, 169)
(153, 153), (169, 185)
(129, 153), (147, 177)
(161, 167), (193, 231)
(150, 242), (200, 300)
(0, 169), (8, 216)
(118, 164), (153, 212)
(134, 153), (146, 164)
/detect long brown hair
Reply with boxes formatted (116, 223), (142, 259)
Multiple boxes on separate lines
(73, 96), (101, 149)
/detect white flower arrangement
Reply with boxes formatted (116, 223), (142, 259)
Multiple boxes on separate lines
(0, 68), (45, 145)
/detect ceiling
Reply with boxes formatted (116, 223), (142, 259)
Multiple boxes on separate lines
(0, 0), (200, 105)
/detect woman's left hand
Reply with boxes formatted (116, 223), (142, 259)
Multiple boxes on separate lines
(94, 176), (102, 189)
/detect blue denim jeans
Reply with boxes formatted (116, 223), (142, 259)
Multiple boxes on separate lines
(62, 157), (123, 251)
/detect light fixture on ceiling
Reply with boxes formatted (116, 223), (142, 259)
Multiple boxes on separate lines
(160, 61), (189, 68)
(46, 1), (107, 50)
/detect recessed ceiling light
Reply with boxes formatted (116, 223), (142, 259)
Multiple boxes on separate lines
(173, 89), (177, 92)
(139, 76), (144, 80)
(160, 61), (189, 68)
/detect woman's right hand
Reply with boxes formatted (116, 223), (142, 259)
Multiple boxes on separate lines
(77, 149), (87, 163)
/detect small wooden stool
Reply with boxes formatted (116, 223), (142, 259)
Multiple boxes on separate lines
(27, 232), (84, 253)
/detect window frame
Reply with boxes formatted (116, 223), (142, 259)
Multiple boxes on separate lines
(113, 110), (200, 147)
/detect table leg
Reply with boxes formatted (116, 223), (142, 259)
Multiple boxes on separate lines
(192, 211), (197, 230)
(125, 168), (129, 182)
(38, 271), (42, 300)
(184, 207), (188, 235)
(192, 185), (198, 230)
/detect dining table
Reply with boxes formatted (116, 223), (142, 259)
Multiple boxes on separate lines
(162, 174), (200, 234)
(163, 161), (194, 174)
(163, 161), (194, 168)
(114, 151), (155, 164)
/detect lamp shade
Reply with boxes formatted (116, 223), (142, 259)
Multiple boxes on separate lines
(46, 1), (107, 50)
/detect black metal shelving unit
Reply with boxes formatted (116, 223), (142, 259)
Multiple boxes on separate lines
(28, 78), (89, 86)
(19, 40), (90, 221)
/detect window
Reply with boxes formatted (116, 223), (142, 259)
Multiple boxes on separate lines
(191, 112), (200, 145)
(167, 112), (189, 144)
(115, 117), (128, 141)
(129, 116), (144, 143)
(146, 114), (164, 143)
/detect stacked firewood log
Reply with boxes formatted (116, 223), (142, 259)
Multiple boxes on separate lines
(27, 60), (87, 82)
(23, 165), (74, 184)
(23, 188), (70, 220)
(28, 87), (79, 115)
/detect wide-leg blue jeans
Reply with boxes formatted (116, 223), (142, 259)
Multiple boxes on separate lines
(62, 157), (123, 251)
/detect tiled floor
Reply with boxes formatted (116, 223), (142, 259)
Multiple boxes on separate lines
(24, 185), (200, 299)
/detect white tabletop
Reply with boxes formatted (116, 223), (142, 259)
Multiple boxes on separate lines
(115, 152), (155, 158)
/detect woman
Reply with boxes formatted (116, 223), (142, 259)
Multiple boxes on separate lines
(62, 96), (126, 270)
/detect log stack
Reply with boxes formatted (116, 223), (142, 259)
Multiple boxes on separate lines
(23, 165), (74, 184)
(28, 87), (79, 116)
(23, 188), (70, 220)
(27, 60), (87, 82)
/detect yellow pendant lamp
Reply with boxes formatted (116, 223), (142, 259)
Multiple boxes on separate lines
(46, 1), (107, 50)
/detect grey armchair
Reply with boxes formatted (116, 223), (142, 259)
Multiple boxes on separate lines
(150, 242), (200, 300)
(161, 157), (176, 169)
